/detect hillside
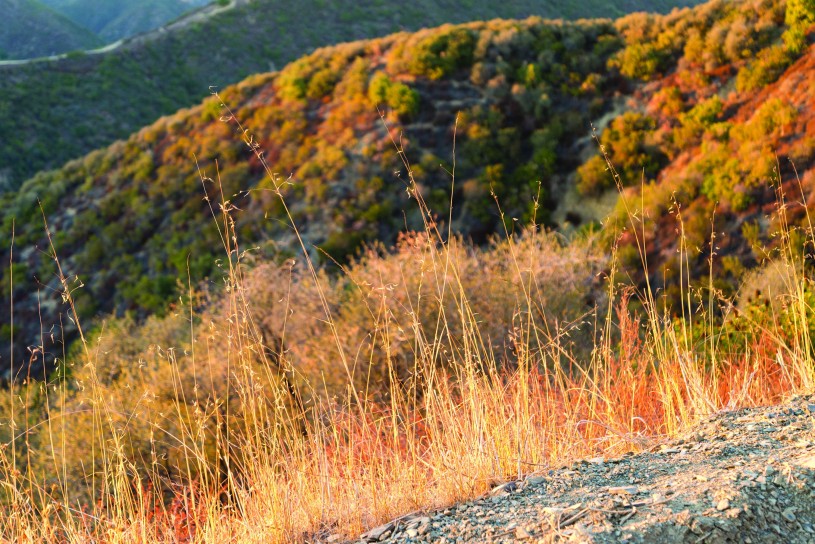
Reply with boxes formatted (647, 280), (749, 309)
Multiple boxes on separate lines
(5, 2), (815, 539)
(0, 0), (101, 60)
(39, 0), (211, 42)
(3, 0), (815, 376)
(0, 0), (702, 191)
(1, 16), (625, 374)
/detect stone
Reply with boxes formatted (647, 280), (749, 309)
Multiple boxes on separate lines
(515, 527), (532, 539)
(716, 499), (730, 511)
(526, 475), (547, 486)
(490, 481), (518, 495)
(609, 486), (638, 495)
(361, 523), (394, 542)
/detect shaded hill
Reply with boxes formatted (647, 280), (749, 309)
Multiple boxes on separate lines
(0, 0), (702, 191)
(39, 0), (211, 42)
(0, 0), (101, 60)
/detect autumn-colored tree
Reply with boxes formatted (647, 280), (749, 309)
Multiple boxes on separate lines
(786, 0), (815, 27)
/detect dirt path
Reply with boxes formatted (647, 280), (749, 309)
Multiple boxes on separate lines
(355, 394), (815, 543)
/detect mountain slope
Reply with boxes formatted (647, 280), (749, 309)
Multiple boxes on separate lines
(4, 0), (812, 377)
(579, 0), (815, 306)
(39, 0), (211, 42)
(1, 15), (627, 374)
(0, 0), (702, 191)
(0, 0), (101, 60)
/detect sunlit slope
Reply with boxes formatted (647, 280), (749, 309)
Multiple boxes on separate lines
(4, 0), (812, 377)
(1, 17), (625, 373)
(0, 0), (702, 189)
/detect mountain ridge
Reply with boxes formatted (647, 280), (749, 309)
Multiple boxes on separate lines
(0, 0), (102, 60)
(39, 0), (212, 43)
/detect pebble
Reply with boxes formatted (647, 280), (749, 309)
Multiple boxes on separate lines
(361, 523), (393, 542)
(526, 475), (547, 486)
(490, 481), (518, 495)
(716, 499), (730, 511)
(782, 508), (797, 522)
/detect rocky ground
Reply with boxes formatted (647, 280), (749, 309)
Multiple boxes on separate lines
(354, 394), (815, 543)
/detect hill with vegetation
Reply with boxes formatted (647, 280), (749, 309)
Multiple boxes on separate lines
(3, 0), (815, 374)
(39, 0), (211, 42)
(0, 0), (701, 191)
(1, 15), (626, 372)
(0, 0), (101, 60)
(3, 1), (815, 541)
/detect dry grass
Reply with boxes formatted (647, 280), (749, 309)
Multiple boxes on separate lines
(1, 101), (814, 542)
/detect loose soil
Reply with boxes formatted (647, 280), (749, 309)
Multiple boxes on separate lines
(353, 394), (815, 543)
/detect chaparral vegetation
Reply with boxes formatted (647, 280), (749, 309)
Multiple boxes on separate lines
(2, 0), (815, 541)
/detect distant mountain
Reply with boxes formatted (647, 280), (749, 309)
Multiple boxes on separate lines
(39, 0), (211, 42)
(0, 0), (702, 191)
(0, 0), (101, 60)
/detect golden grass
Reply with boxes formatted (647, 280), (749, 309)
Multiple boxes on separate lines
(1, 100), (814, 542)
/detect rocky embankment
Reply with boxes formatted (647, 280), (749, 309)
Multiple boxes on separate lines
(356, 394), (815, 543)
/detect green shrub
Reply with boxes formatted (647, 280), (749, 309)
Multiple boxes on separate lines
(612, 43), (667, 81)
(367, 72), (420, 118)
(577, 112), (665, 195)
(386, 82), (419, 117)
(307, 68), (339, 99)
(672, 95), (724, 150)
(406, 28), (476, 80)
(367, 71), (391, 104)
(735, 45), (793, 92)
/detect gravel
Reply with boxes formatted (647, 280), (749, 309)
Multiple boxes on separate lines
(347, 393), (815, 543)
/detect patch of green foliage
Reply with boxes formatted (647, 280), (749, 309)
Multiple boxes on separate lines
(39, 0), (210, 42)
